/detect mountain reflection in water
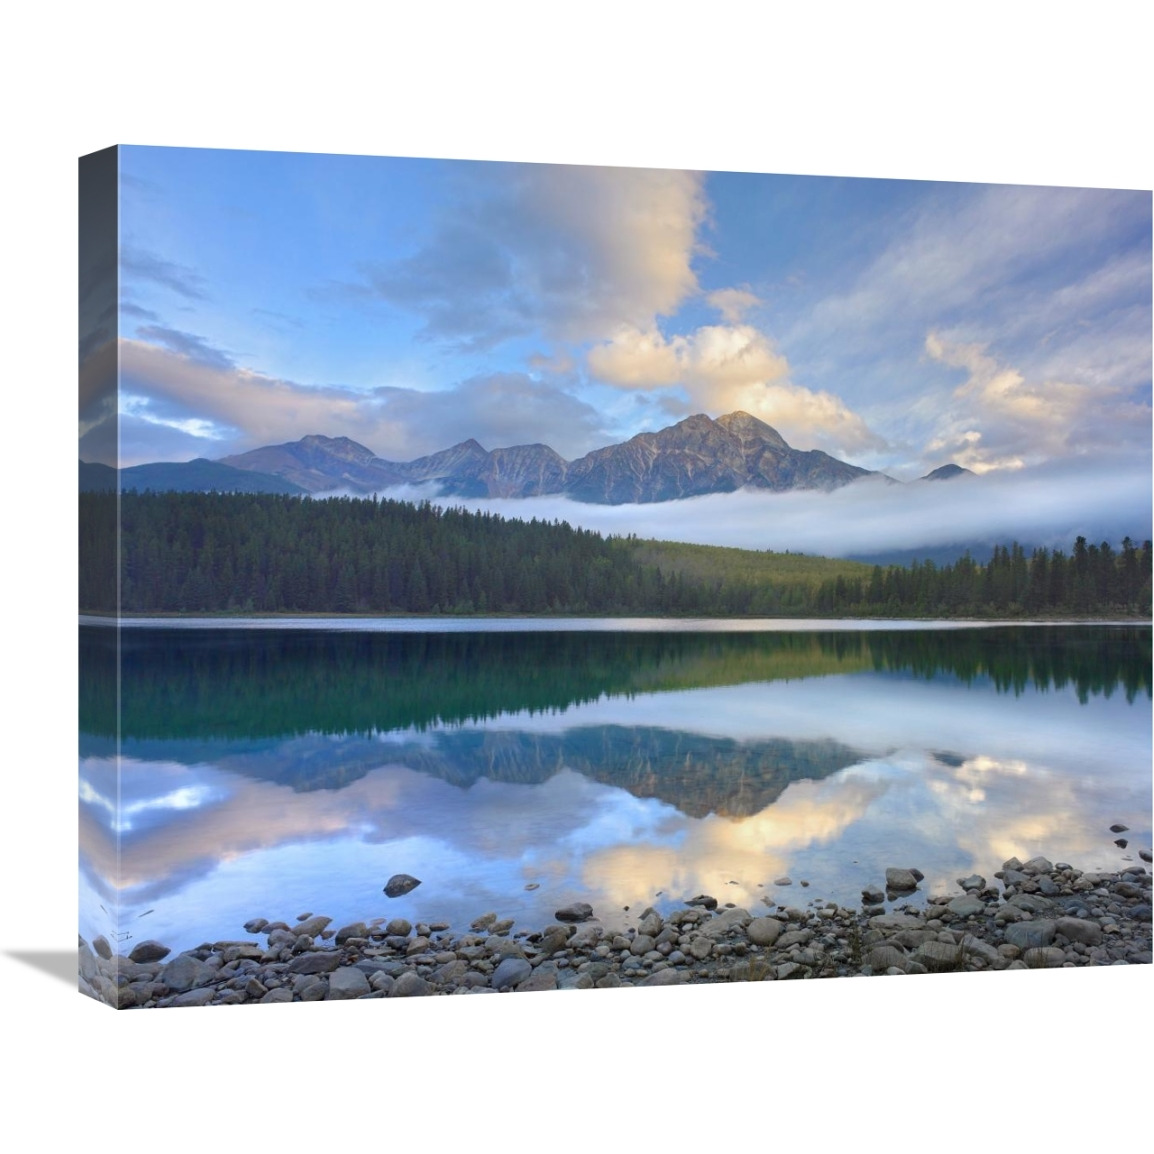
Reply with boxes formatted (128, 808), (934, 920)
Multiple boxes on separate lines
(79, 624), (1152, 954)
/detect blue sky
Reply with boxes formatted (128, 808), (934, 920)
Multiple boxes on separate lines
(103, 145), (1151, 488)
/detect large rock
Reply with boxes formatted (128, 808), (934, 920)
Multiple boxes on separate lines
(516, 969), (558, 993)
(491, 957), (532, 991)
(946, 895), (986, 918)
(747, 917), (785, 947)
(1004, 920), (1057, 951)
(701, 907), (752, 939)
(292, 916), (332, 939)
(287, 950), (344, 975)
(389, 971), (431, 997)
(885, 868), (920, 891)
(1055, 917), (1103, 946)
(129, 940), (171, 964)
(642, 969), (683, 986)
(326, 966), (371, 1000)
(384, 874), (421, 898)
(162, 953), (216, 993)
(554, 902), (594, 923)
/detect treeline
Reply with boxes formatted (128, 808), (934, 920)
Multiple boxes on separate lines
(78, 490), (1151, 617)
(103, 491), (687, 615)
(810, 540), (1152, 617)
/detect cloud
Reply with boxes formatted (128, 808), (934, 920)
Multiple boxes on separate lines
(923, 333), (1151, 472)
(135, 325), (235, 370)
(120, 244), (208, 300)
(359, 164), (706, 348)
(116, 339), (609, 465)
(589, 322), (886, 457)
(119, 301), (160, 322)
(409, 454), (1150, 557)
(707, 287), (760, 323)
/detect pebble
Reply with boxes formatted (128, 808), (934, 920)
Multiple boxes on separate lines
(83, 855), (1150, 1009)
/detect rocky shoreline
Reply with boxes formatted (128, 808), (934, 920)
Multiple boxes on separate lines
(79, 855), (1152, 1009)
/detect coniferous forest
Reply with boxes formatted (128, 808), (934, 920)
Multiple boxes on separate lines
(79, 490), (1152, 618)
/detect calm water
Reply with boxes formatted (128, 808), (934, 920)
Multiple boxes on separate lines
(79, 623), (1152, 955)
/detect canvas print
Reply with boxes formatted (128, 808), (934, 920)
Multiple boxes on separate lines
(78, 146), (1151, 1009)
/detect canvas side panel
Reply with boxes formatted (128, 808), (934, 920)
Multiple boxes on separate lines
(79, 145), (121, 1007)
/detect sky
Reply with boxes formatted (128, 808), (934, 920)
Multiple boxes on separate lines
(90, 145), (1153, 550)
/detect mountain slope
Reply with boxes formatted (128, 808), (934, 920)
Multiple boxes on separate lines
(212, 411), (881, 503)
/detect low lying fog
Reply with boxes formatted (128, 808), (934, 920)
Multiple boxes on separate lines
(358, 454), (1151, 558)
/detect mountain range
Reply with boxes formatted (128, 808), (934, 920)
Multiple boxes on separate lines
(81, 411), (973, 503)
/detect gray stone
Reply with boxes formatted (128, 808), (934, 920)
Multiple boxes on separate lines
(861, 885), (885, 905)
(946, 895), (986, 918)
(701, 907), (752, 938)
(885, 868), (919, 891)
(957, 874), (986, 891)
(747, 917), (785, 947)
(516, 969), (558, 992)
(642, 969), (683, 986)
(384, 873), (421, 898)
(915, 939), (967, 972)
(335, 922), (368, 945)
(1109, 824), (1129, 833)
(78, 942), (99, 985)
(243, 918), (269, 934)
(595, 972), (622, 988)
(384, 918), (412, 937)
(259, 988), (293, 1004)
(327, 966), (371, 999)
(471, 912), (498, 931)
(686, 894), (718, 910)
(637, 910), (664, 937)
(491, 957), (533, 990)
(868, 913), (924, 932)
(629, 934), (656, 956)
(554, 902), (594, 923)
(1055, 917), (1103, 946)
(1022, 946), (1066, 968)
(170, 988), (215, 1007)
(92, 935), (113, 961)
(389, 971), (432, 997)
(865, 945), (907, 971)
(292, 916), (332, 939)
(287, 950), (343, 975)
(162, 953), (216, 992)
(1007, 893), (1051, 913)
(128, 940), (171, 964)
(1022, 856), (1054, 875)
(1004, 920), (1057, 950)
(774, 877), (793, 886)
(689, 935), (713, 960)
(300, 978), (328, 1001)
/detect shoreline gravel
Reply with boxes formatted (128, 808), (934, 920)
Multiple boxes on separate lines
(79, 854), (1152, 1009)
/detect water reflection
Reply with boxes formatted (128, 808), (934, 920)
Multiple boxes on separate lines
(79, 625), (1152, 955)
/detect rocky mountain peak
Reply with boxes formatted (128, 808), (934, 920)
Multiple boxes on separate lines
(715, 410), (789, 449)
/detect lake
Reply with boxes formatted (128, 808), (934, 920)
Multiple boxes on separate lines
(79, 621), (1152, 956)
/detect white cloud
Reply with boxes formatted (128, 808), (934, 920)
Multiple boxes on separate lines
(116, 339), (610, 465)
(589, 322), (886, 457)
(923, 332), (1151, 473)
(363, 164), (707, 348)
(707, 286), (761, 323)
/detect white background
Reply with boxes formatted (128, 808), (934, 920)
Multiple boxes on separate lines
(1, 2), (1150, 1146)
